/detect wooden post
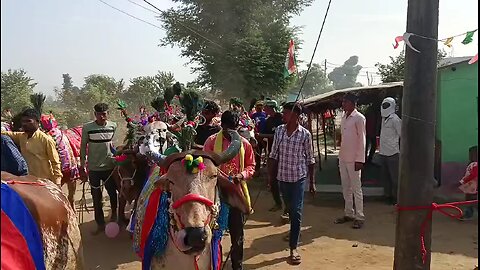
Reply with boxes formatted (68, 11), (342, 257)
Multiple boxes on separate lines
(321, 112), (328, 161)
(316, 113), (322, 171)
(394, 0), (439, 269)
(331, 109), (337, 151)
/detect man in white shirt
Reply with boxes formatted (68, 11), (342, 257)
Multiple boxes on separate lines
(335, 93), (366, 229)
(379, 97), (402, 205)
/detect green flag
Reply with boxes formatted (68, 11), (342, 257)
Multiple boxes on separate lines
(462, 30), (477, 45)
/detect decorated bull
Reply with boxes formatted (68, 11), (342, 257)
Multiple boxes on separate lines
(1, 172), (84, 269)
(134, 130), (250, 270)
(114, 87), (251, 269)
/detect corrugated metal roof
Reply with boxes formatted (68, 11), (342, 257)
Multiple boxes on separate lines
(302, 82), (403, 107)
(438, 56), (473, 69)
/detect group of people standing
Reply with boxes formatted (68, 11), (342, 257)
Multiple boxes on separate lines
(194, 97), (316, 267)
(335, 94), (402, 230)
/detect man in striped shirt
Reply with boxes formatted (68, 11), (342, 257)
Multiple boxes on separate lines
(269, 102), (316, 265)
(80, 103), (118, 235)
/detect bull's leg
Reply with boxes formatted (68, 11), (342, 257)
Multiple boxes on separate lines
(67, 180), (77, 211)
(118, 196), (129, 226)
(105, 172), (118, 223)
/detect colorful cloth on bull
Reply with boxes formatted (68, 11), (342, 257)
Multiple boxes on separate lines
(1, 135), (28, 176)
(48, 128), (80, 179)
(133, 165), (163, 255)
(1, 182), (46, 270)
(63, 127), (82, 158)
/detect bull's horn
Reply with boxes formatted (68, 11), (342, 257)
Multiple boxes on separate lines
(217, 130), (242, 164)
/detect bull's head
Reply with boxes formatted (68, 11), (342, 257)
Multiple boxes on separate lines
(115, 149), (149, 204)
(153, 130), (248, 255)
(139, 121), (174, 155)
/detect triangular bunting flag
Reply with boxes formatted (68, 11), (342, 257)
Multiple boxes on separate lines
(468, 54), (478, 64)
(403, 33), (420, 53)
(393, 35), (404, 49)
(444, 37), (454, 48)
(462, 30), (476, 45)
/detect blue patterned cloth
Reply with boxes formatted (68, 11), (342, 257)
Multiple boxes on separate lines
(1, 135), (28, 176)
(1, 182), (46, 270)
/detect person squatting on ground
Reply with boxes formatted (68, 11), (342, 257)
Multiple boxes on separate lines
(269, 102), (316, 265)
(458, 146), (478, 221)
(80, 103), (119, 235)
(203, 110), (256, 270)
(2, 109), (62, 185)
(335, 93), (366, 229)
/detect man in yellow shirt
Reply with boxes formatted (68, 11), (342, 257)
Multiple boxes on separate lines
(2, 109), (62, 185)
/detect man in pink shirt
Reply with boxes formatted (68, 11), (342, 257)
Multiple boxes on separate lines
(204, 110), (255, 270)
(335, 93), (366, 229)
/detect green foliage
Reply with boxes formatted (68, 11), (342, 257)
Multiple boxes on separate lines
(328, 56), (363, 90)
(375, 49), (448, 83)
(159, 0), (312, 99)
(1, 69), (37, 114)
(291, 63), (334, 98)
(122, 71), (175, 109)
(54, 74), (81, 108)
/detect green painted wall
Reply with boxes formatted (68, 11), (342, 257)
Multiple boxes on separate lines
(436, 61), (478, 163)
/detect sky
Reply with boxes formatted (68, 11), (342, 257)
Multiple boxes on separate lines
(1, 0), (478, 96)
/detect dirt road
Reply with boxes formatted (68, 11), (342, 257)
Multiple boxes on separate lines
(75, 185), (477, 270)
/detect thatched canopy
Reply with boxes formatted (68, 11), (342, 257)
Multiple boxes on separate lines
(301, 82), (403, 113)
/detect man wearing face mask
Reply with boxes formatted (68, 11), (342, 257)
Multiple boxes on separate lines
(379, 97), (402, 205)
(79, 103), (119, 235)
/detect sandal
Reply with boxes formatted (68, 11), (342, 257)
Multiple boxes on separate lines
(334, 216), (354, 224)
(352, 220), (364, 229)
(287, 250), (302, 265)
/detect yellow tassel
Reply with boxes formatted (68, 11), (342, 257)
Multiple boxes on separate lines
(240, 180), (253, 214)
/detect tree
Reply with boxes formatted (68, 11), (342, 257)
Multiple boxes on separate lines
(375, 49), (447, 83)
(159, 0), (312, 99)
(292, 63), (334, 98)
(80, 74), (124, 109)
(122, 71), (176, 110)
(55, 74), (81, 108)
(1, 69), (37, 113)
(328, 56), (363, 90)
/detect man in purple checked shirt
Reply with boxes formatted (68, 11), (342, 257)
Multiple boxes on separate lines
(268, 102), (316, 266)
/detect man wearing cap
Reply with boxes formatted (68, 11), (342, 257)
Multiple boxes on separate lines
(335, 93), (366, 229)
(379, 97), (401, 205)
(259, 100), (286, 212)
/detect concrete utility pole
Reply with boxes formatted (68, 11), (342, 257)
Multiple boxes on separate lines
(394, 0), (439, 269)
